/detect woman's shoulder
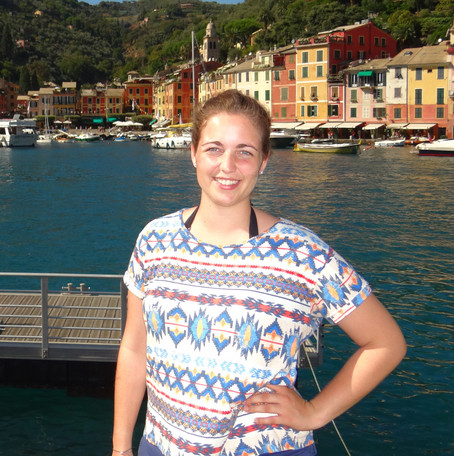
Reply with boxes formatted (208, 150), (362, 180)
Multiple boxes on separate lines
(139, 209), (184, 234)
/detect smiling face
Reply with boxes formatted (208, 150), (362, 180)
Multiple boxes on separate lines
(191, 112), (268, 210)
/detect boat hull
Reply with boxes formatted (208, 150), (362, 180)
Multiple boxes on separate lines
(375, 139), (405, 147)
(270, 135), (296, 149)
(294, 142), (359, 154)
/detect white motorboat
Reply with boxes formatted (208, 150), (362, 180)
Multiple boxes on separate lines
(375, 138), (405, 147)
(416, 139), (454, 156)
(151, 131), (191, 149)
(0, 115), (37, 147)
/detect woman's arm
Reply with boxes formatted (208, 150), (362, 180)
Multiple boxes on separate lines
(243, 293), (407, 430)
(112, 290), (147, 455)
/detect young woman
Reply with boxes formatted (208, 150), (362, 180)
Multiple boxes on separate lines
(112, 90), (406, 456)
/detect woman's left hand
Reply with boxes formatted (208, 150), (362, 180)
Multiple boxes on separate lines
(243, 384), (320, 431)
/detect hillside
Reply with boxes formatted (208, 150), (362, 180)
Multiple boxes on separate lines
(0, 0), (453, 92)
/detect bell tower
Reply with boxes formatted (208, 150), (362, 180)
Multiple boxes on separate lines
(203, 20), (219, 62)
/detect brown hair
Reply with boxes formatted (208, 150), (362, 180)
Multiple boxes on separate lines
(192, 89), (271, 159)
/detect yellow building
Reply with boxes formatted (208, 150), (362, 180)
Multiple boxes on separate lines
(295, 42), (329, 122)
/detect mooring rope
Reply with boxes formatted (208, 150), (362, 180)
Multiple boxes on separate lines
(302, 344), (352, 456)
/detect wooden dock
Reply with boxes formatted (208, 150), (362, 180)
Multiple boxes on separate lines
(0, 292), (123, 362)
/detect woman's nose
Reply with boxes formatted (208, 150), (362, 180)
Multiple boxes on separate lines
(219, 151), (236, 172)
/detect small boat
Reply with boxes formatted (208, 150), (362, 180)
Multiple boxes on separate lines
(75, 133), (101, 142)
(0, 115), (37, 147)
(36, 134), (54, 145)
(270, 130), (296, 148)
(416, 139), (454, 157)
(404, 136), (431, 145)
(151, 130), (191, 149)
(294, 140), (359, 154)
(375, 138), (405, 147)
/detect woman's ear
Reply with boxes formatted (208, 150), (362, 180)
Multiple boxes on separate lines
(191, 144), (197, 168)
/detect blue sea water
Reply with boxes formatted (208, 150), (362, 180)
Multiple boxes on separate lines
(0, 140), (453, 455)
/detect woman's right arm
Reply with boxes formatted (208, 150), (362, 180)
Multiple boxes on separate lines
(112, 290), (147, 456)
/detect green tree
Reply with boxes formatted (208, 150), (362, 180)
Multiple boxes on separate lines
(19, 66), (31, 94)
(0, 21), (14, 60)
(388, 9), (419, 46)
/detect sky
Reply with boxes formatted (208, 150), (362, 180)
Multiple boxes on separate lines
(82, 0), (243, 4)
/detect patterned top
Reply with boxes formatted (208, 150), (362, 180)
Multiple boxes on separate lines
(124, 209), (371, 456)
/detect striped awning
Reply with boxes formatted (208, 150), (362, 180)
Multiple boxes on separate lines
(386, 123), (409, 129)
(363, 123), (385, 130)
(318, 122), (340, 129)
(404, 123), (436, 130)
(295, 122), (324, 131)
(271, 122), (303, 130)
(336, 122), (364, 129)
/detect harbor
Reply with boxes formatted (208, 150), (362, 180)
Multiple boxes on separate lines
(0, 141), (452, 455)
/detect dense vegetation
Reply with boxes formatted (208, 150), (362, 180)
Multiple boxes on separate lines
(1, 0), (453, 93)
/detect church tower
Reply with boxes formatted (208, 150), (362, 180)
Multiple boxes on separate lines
(202, 20), (219, 62)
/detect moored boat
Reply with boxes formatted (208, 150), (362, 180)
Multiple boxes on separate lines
(294, 140), (359, 154)
(0, 115), (37, 147)
(375, 138), (405, 147)
(75, 132), (101, 142)
(416, 139), (454, 156)
(270, 130), (296, 148)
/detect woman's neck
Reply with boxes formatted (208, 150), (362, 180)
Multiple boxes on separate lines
(187, 200), (253, 246)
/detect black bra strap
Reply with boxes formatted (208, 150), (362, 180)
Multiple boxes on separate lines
(249, 206), (258, 237)
(184, 206), (198, 230)
(184, 205), (258, 238)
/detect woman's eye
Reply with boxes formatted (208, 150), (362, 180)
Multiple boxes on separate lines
(239, 149), (253, 157)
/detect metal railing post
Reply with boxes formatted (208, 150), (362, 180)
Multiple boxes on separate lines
(41, 276), (49, 359)
(120, 278), (128, 337)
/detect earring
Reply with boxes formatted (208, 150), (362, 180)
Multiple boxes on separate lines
(193, 161), (197, 168)
(259, 170), (264, 175)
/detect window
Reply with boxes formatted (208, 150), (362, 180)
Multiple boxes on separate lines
(300, 105), (305, 117)
(302, 67), (308, 78)
(334, 50), (341, 59)
(281, 87), (288, 101)
(377, 72), (384, 85)
(437, 88), (444, 104)
(274, 71), (280, 81)
(351, 89), (357, 102)
(310, 86), (318, 99)
(415, 107), (422, 118)
(350, 107), (357, 117)
(289, 70), (295, 80)
(308, 105), (317, 117)
(415, 88), (422, 104)
(373, 107), (386, 118)
(265, 90), (270, 101)
(375, 89), (383, 101)
(347, 51), (352, 60)
(300, 86), (305, 100)
(347, 35), (352, 44)
(328, 105), (338, 116)
(301, 51), (308, 63)
(316, 50), (323, 62)
(374, 37), (379, 46)
(331, 64), (337, 74)
(177, 96), (181, 103)
(254, 91), (259, 100)
(437, 107), (444, 118)
(289, 54), (295, 63)
(316, 65), (323, 77)
(246, 72), (249, 82)
(238, 73), (242, 83)
(415, 68), (422, 80)
(349, 74), (358, 86)
(281, 107), (287, 118)
(438, 67), (444, 79)
(394, 87), (401, 98)
(381, 38), (386, 46)
(265, 70), (270, 81)
(394, 107), (401, 119)
(359, 36), (365, 45)
(331, 87), (339, 100)
(395, 67), (402, 79)
(254, 72), (259, 82)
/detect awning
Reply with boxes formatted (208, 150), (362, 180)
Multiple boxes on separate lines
(404, 123), (436, 130)
(336, 122), (364, 129)
(271, 122), (303, 130)
(363, 123), (385, 130)
(295, 122), (324, 131)
(358, 70), (373, 77)
(93, 118), (104, 124)
(318, 122), (340, 129)
(386, 123), (408, 129)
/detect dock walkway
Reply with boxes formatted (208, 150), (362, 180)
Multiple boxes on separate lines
(0, 272), (322, 367)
